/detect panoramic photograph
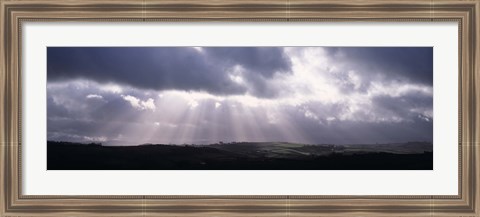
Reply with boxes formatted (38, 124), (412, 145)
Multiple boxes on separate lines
(47, 47), (433, 170)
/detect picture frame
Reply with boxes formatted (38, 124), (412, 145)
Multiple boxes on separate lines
(1, 0), (478, 216)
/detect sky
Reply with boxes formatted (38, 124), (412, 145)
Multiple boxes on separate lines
(47, 47), (433, 145)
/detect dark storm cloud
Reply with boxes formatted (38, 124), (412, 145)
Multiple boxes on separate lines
(47, 47), (291, 97)
(47, 82), (155, 143)
(203, 48), (291, 78)
(281, 102), (432, 144)
(324, 47), (433, 93)
(298, 118), (433, 144)
(371, 91), (433, 122)
(47, 96), (71, 119)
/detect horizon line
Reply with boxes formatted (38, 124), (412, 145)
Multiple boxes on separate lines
(47, 140), (434, 146)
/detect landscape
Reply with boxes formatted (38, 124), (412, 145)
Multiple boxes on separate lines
(47, 47), (433, 170)
(47, 141), (432, 170)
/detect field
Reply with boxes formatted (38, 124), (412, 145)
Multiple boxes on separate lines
(47, 141), (433, 170)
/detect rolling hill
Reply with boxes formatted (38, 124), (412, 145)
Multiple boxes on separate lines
(47, 141), (433, 170)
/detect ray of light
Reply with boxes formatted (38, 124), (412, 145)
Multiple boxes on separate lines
(226, 102), (249, 143)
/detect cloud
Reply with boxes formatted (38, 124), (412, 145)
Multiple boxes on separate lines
(203, 47), (291, 78)
(47, 47), (292, 98)
(324, 47), (433, 88)
(86, 94), (103, 100)
(121, 95), (156, 111)
(47, 79), (433, 145)
(371, 91), (433, 123)
(188, 100), (199, 109)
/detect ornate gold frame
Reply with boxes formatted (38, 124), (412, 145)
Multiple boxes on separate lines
(1, 0), (479, 216)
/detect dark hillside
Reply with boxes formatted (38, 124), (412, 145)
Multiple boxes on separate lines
(47, 141), (433, 170)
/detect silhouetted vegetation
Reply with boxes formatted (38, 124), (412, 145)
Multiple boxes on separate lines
(47, 141), (433, 170)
